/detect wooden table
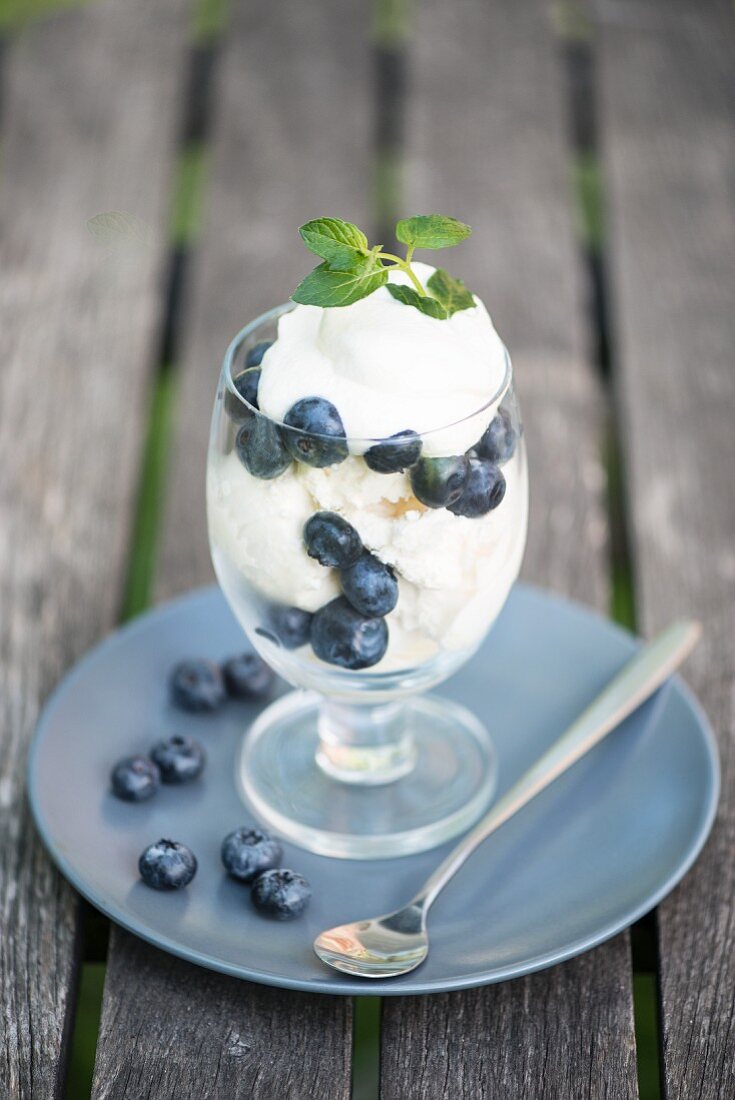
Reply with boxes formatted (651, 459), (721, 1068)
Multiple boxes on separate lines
(1, 1), (733, 1096)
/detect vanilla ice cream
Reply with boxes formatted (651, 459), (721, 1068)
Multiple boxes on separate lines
(207, 265), (527, 677)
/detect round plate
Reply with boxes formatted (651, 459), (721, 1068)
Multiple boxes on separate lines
(28, 585), (719, 996)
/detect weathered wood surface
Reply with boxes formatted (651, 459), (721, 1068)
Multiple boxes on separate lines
(598, 1), (735, 1096)
(381, 1), (638, 1096)
(94, 933), (351, 1100)
(0, 1), (188, 1097)
(91, 1), (373, 1095)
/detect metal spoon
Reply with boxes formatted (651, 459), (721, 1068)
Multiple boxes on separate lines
(314, 620), (701, 979)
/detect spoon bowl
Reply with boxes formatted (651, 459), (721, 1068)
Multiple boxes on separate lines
(314, 904), (428, 978)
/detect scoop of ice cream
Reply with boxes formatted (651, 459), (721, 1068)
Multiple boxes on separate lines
(256, 263), (508, 457)
(208, 450), (527, 664)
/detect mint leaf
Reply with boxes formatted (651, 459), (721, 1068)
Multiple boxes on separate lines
(299, 217), (369, 270)
(387, 283), (448, 319)
(395, 214), (471, 250)
(427, 268), (475, 315)
(292, 255), (388, 307)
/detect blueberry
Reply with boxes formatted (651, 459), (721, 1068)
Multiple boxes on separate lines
(111, 755), (160, 802)
(304, 511), (362, 569)
(221, 826), (283, 883)
(230, 368), (260, 413)
(245, 340), (273, 369)
(139, 839), (197, 890)
(222, 652), (274, 699)
(340, 550), (398, 618)
(170, 659), (226, 713)
(311, 597), (389, 670)
(236, 413), (291, 480)
(448, 457), (506, 518)
(282, 397), (348, 468)
(364, 430), (422, 474)
(251, 868), (311, 920)
(410, 455), (469, 509)
(474, 408), (517, 464)
(267, 605), (313, 649)
(150, 735), (205, 784)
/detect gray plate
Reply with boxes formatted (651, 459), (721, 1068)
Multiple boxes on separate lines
(27, 584), (719, 996)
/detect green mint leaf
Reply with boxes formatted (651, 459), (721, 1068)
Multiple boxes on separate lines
(387, 283), (448, 319)
(292, 255), (388, 307)
(427, 268), (475, 316)
(395, 214), (471, 250)
(299, 217), (369, 269)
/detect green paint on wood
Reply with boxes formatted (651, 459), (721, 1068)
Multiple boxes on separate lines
(353, 997), (381, 1100)
(120, 371), (177, 620)
(573, 152), (605, 253)
(606, 426), (637, 631)
(170, 144), (209, 247)
(64, 963), (106, 1100)
(633, 973), (663, 1100)
(192, 0), (229, 44)
(0, 0), (92, 33)
(371, 0), (410, 46)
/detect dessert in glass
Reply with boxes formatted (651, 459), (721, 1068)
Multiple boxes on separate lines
(207, 218), (528, 858)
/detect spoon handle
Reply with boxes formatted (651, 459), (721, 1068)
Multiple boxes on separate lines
(414, 619), (701, 911)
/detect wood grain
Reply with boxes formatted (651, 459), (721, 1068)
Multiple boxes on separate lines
(598, 2), (735, 1095)
(93, 933), (351, 1100)
(380, 1), (637, 1096)
(0, 1), (188, 1096)
(92, 1), (373, 1095)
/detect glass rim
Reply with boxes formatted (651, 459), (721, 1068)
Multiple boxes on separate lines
(222, 301), (514, 446)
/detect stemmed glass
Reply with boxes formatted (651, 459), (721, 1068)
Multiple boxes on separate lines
(207, 303), (528, 858)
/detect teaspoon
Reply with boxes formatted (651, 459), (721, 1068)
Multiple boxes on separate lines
(314, 620), (700, 979)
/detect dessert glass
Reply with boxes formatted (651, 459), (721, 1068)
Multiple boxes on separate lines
(207, 303), (528, 858)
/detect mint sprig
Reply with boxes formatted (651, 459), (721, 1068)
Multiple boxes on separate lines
(426, 268), (474, 315)
(387, 283), (448, 319)
(396, 215), (471, 251)
(292, 214), (474, 318)
(299, 218), (369, 270)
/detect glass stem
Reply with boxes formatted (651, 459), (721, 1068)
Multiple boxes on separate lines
(316, 699), (417, 786)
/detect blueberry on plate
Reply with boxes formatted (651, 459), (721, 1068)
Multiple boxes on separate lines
(251, 868), (311, 920)
(474, 408), (517, 464)
(304, 511), (362, 569)
(222, 652), (275, 699)
(282, 397), (349, 468)
(139, 839), (197, 890)
(111, 755), (160, 802)
(170, 659), (226, 713)
(221, 826), (283, 883)
(410, 455), (469, 509)
(245, 340), (273, 369)
(267, 605), (313, 650)
(448, 457), (506, 518)
(364, 430), (422, 474)
(235, 413), (291, 480)
(311, 597), (389, 670)
(150, 735), (205, 784)
(340, 550), (398, 618)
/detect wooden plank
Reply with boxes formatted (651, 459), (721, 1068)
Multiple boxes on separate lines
(597, 2), (735, 1096)
(91, 1), (372, 1095)
(0, 2), (188, 1096)
(380, 2), (638, 1096)
(95, 933), (351, 1100)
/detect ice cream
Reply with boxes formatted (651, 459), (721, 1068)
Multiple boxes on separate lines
(257, 264), (509, 456)
(207, 263), (528, 676)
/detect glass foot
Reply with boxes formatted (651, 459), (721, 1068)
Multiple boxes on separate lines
(238, 691), (497, 859)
